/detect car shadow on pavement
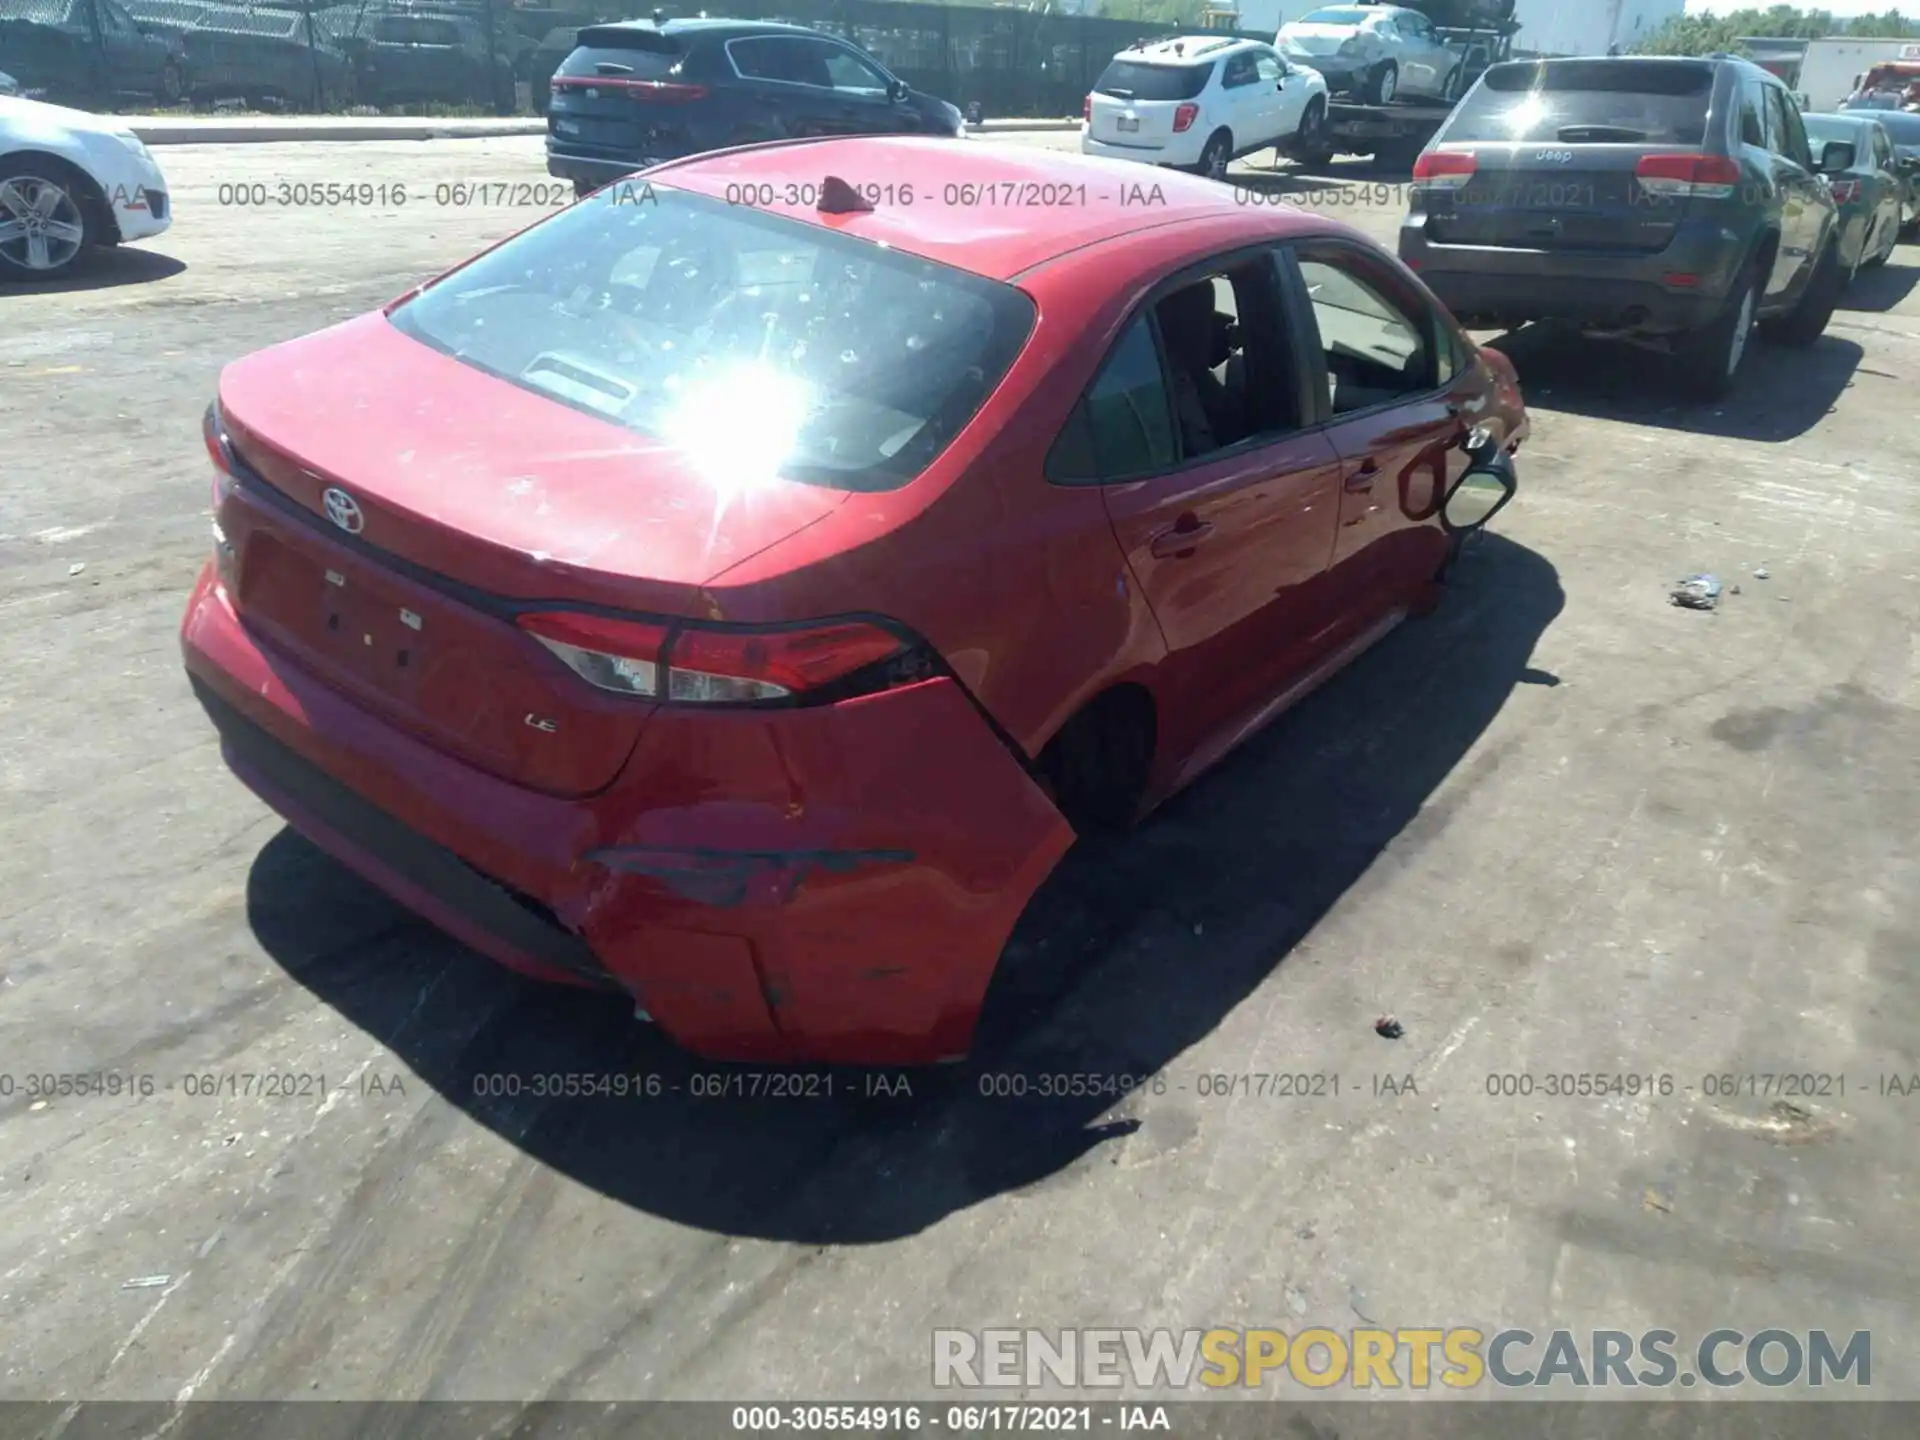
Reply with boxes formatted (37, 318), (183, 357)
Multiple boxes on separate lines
(245, 533), (1563, 1243)
(8, 246), (186, 295)
(1837, 260), (1918, 313)
(1484, 323), (1862, 442)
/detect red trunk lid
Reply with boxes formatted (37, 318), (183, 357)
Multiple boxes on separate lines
(215, 314), (846, 797)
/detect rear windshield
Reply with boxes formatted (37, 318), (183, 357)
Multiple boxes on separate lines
(387, 189), (1036, 493)
(1297, 7), (1371, 21)
(1446, 60), (1714, 145)
(557, 43), (681, 80)
(1094, 59), (1213, 102)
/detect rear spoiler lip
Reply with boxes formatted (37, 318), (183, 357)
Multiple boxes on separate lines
(573, 24), (685, 53)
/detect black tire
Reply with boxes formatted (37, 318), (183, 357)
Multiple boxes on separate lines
(1672, 261), (1759, 401)
(1195, 129), (1232, 182)
(0, 156), (95, 281)
(1294, 96), (1332, 166)
(1366, 61), (1399, 105)
(157, 59), (184, 106)
(1759, 238), (1842, 348)
(573, 180), (597, 202)
(1040, 694), (1155, 834)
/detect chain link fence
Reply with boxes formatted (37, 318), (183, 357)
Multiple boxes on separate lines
(2, 0), (1268, 118)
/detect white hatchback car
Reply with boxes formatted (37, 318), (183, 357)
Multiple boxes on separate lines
(1, 94), (172, 281)
(1082, 36), (1331, 181)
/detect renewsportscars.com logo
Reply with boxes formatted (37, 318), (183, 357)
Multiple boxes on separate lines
(932, 1328), (1872, 1391)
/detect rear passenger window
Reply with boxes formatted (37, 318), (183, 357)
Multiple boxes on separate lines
(1049, 316), (1176, 484)
(1739, 87), (1765, 147)
(1222, 53), (1257, 89)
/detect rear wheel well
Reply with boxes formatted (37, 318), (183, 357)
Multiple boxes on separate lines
(1036, 684), (1157, 833)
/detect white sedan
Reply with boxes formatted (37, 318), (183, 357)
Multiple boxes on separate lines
(1, 94), (172, 280)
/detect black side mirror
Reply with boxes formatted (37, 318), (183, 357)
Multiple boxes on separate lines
(887, 78), (910, 102)
(1442, 429), (1517, 534)
(1819, 140), (1856, 174)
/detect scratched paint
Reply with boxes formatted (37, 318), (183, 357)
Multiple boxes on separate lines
(582, 844), (916, 908)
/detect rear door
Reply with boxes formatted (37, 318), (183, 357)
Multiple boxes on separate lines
(93, 0), (163, 98)
(1053, 252), (1345, 777)
(1421, 58), (1720, 256)
(1282, 239), (1472, 629)
(1760, 81), (1828, 297)
(1391, 10), (1448, 96)
(548, 26), (698, 163)
(1087, 57), (1212, 154)
(1867, 121), (1904, 248)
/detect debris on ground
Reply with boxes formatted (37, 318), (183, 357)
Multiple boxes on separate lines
(1753, 566), (1770, 579)
(1642, 1185), (1675, 1215)
(67, 562), (85, 577)
(1670, 574), (1722, 610)
(1374, 1015), (1405, 1040)
(121, 1275), (172, 1289)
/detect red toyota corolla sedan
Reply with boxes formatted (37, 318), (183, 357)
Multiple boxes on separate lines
(181, 135), (1528, 1066)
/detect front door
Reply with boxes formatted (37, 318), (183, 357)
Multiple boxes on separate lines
(1257, 47), (1305, 145)
(1283, 240), (1475, 631)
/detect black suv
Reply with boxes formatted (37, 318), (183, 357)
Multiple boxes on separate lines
(1399, 55), (1844, 400)
(545, 17), (962, 198)
(0, 0), (188, 107)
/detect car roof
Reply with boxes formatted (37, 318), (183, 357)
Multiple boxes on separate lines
(646, 134), (1335, 282)
(1110, 35), (1260, 67)
(579, 17), (819, 41)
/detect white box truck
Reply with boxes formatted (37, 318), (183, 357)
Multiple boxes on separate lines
(1797, 38), (1920, 112)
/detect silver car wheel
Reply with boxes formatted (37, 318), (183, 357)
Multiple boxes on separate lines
(0, 176), (87, 273)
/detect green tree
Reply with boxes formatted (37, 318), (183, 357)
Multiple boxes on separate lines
(1631, 15), (1749, 55)
(1677, 5), (1920, 39)
(1099, 0), (1209, 23)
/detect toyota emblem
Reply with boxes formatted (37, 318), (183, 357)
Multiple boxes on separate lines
(322, 487), (364, 535)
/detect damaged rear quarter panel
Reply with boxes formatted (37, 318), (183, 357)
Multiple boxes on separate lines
(566, 676), (1076, 1064)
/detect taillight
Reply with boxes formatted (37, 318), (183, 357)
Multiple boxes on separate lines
(203, 400), (237, 583)
(1635, 153), (1740, 200)
(1173, 103), (1199, 133)
(550, 76), (708, 103)
(1829, 177), (1861, 204)
(667, 623), (904, 703)
(516, 613), (910, 705)
(203, 400), (234, 491)
(1083, 93), (1091, 123)
(517, 612), (668, 698)
(1412, 149), (1477, 187)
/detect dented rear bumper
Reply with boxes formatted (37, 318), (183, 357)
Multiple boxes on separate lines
(181, 566), (1075, 1065)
